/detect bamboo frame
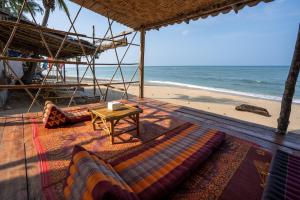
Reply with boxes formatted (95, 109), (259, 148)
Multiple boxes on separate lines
(27, 3), (86, 112)
(104, 28), (138, 101)
(0, 0), (141, 112)
(106, 17), (128, 99)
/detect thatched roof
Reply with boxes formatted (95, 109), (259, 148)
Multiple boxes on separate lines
(0, 10), (127, 58)
(0, 20), (97, 58)
(70, 0), (273, 30)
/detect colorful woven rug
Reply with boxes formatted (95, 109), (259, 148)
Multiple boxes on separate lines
(30, 104), (187, 199)
(29, 104), (272, 200)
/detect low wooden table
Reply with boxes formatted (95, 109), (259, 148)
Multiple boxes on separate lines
(90, 104), (143, 144)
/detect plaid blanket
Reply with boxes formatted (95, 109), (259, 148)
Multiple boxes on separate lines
(263, 150), (300, 200)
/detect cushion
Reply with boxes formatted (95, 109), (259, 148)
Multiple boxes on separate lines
(64, 146), (139, 200)
(263, 150), (300, 200)
(110, 122), (225, 200)
(42, 102), (67, 128)
(42, 101), (91, 128)
(65, 109), (91, 124)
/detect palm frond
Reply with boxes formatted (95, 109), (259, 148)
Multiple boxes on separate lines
(56, 0), (69, 16)
(4, 0), (44, 17)
(26, 0), (44, 16)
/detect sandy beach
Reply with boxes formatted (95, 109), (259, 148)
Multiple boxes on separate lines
(126, 84), (300, 133)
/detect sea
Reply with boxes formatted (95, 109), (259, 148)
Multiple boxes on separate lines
(64, 65), (300, 103)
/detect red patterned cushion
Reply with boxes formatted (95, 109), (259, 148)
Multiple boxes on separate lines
(64, 146), (139, 200)
(43, 103), (67, 128)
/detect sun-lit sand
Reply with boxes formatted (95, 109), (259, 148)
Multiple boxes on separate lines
(127, 84), (300, 133)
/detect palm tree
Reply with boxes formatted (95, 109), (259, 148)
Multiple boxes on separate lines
(41, 0), (69, 26)
(1, 0), (44, 17)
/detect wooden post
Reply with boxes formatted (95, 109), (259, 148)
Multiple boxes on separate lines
(277, 25), (300, 134)
(63, 64), (66, 82)
(139, 29), (145, 98)
(76, 57), (80, 83)
(93, 25), (96, 97)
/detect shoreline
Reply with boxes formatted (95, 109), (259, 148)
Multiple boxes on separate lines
(146, 81), (300, 104)
(64, 75), (300, 104)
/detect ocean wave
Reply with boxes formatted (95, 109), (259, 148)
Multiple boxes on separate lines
(147, 80), (300, 103)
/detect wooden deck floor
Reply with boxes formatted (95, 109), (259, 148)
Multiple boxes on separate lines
(1, 98), (300, 199)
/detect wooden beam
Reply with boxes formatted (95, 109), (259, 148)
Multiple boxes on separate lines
(0, 81), (138, 89)
(139, 29), (145, 98)
(0, 56), (138, 66)
(0, 83), (88, 89)
(277, 25), (300, 134)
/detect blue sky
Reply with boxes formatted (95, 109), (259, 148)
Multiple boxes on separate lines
(32, 0), (300, 66)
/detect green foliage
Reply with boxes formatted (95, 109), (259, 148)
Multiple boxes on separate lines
(1, 0), (44, 16)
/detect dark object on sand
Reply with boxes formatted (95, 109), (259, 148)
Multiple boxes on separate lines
(235, 104), (271, 117)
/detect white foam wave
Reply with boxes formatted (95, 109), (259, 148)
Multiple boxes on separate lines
(148, 80), (300, 104)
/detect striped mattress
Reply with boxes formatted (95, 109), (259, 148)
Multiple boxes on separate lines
(64, 122), (225, 200)
(109, 122), (225, 200)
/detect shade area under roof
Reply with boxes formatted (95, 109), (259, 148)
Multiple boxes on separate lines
(70, 0), (273, 30)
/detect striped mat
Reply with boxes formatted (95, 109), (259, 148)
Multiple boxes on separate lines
(109, 123), (225, 200)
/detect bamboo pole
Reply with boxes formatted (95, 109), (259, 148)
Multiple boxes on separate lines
(139, 29), (145, 98)
(277, 25), (300, 134)
(0, 56), (138, 65)
(93, 25), (96, 96)
(76, 57), (80, 83)
(63, 64), (66, 82)
(0, 83), (88, 89)
(0, 81), (138, 89)
(106, 17), (128, 99)
(103, 31), (138, 101)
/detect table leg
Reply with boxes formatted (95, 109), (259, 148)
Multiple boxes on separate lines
(136, 113), (140, 136)
(110, 120), (114, 144)
(91, 113), (96, 130)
